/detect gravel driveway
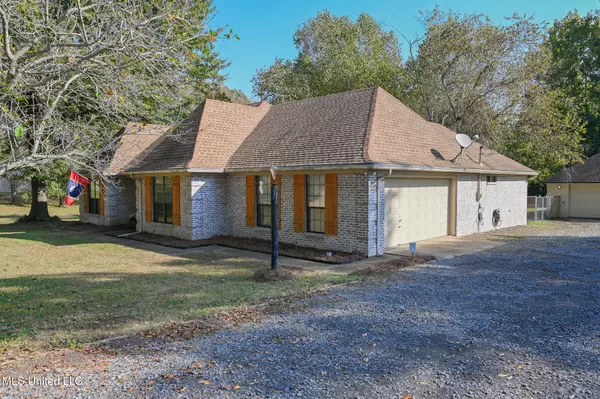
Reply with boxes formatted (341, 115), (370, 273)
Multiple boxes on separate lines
(3, 221), (600, 398)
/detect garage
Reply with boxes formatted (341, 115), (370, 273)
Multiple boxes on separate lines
(569, 184), (600, 218)
(385, 178), (451, 247)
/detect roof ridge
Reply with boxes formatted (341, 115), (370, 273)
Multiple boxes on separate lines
(272, 87), (378, 108)
(362, 87), (380, 163)
(204, 98), (270, 110)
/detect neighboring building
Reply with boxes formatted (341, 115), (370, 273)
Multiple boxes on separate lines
(81, 88), (536, 256)
(0, 178), (30, 196)
(546, 152), (600, 218)
(79, 123), (168, 226)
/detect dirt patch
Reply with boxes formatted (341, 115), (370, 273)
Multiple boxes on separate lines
(212, 236), (363, 264)
(253, 268), (298, 282)
(114, 233), (364, 264)
(350, 255), (435, 276)
(107, 231), (212, 248)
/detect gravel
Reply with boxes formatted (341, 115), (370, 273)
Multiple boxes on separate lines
(2, 221), (599, 398)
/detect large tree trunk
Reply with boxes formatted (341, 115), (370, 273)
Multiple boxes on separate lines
(29, 178), (51, 220)
(10, 179), (23, 205)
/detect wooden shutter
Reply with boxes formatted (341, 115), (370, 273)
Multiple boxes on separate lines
(245, 175), (256, 227)
(271, 175), (282, 229)
(172, 176), (181, 226)
(144, 176), (152, 222)
(83, 184), (89, 213)
(293, 174), (305, 232)
(324, 174), (338, 236)
(99, 184), (105, 216)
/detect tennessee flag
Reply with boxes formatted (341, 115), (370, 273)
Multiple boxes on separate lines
(65, 171), (90, 206)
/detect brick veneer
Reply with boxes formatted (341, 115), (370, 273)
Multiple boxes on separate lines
(79, 177), (136, 226)
(82, 172), (526, 257)
(227, 173), (379, 256)
(456, 175), (528, 236)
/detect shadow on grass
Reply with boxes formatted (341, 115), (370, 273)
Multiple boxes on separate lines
(0, 254), (351, 349)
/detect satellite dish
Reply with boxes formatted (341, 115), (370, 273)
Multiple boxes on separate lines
(455, 134), (473, 149)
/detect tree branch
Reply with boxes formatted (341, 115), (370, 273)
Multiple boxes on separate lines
(0, 6), (14, 61)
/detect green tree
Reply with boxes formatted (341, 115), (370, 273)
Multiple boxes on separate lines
(405, 8), (543, 138)
(493, 85), (585, 184)
(0, 0), (233, 218)
(546, 10), (600, 156)
(252, 11), (405, 103)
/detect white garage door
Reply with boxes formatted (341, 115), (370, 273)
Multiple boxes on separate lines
(385, 179), (450, 247)
(570, 184), (600, 218)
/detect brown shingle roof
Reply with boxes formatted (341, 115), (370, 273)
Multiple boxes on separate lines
(545, 152), (600, 183)
(126, 87), (535, 175)
(364, 88), (534, 173)
(128, 101), (270, 172)
(105, 123), (168, 175)
(225, 88), (374, 169)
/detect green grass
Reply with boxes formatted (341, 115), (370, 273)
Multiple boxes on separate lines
(0, 203), (356, 352)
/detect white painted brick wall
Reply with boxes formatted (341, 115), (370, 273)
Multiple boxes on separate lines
(367, 173), (386, 257)
(227, 173), (373, 255)
(191, 175), (228, 240)
(456, 175), (528, 236)
(135, 176), (192, 239)
(134, 175), (228, 240)
(79, 177), (136, 226)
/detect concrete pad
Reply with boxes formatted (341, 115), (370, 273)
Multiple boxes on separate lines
(384, 235), (504, 260)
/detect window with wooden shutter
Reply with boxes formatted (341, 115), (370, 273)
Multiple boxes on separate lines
(172, 176), (181, 226)
(324, 174), (338, 236)
(88, 181), (100, 215)
(293, 174), (305, 232)
(245, 176), (256, 227)
(306, 174), (325, 233)
(153, 176), (173, 224)
(144, 176), (152, 222)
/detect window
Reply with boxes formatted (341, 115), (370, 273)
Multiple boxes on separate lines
(486, 176), (497, 184)
(256, 175), (272, 227)
(88, 181), (101, 215)
(306, 174), (325, 233)
(153, 176), (173, 224)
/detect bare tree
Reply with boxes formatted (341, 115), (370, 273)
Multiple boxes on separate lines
(0, 0), (231, 218)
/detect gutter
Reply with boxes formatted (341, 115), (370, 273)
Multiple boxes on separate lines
(123, 163), (537, 177)
(371, 163), (538, 177)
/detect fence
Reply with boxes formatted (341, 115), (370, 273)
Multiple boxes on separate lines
(527, 195), (559, 221)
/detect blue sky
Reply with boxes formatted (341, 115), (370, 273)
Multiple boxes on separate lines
(211, 0), (598, 99)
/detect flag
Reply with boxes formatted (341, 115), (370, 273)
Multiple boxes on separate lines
(65, 171), (90, 206)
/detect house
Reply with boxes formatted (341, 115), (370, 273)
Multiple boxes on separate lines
(79, 123), (169, 226)
(80, 87), (536, 256)
(546, 152), (600, 218)
(0, 178), (30, 198)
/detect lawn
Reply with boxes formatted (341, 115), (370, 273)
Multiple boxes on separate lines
(0, 202), (356, 353)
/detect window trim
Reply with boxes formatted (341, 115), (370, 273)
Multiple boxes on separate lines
(255, 175), (272, 228)
(152, 176), (173, 224)
(306, 174), (325, 234)
(88, 181), (100, 215)
(486, 175), (498, 184)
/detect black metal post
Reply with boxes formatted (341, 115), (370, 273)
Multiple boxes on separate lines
(271, 179), (279, 270)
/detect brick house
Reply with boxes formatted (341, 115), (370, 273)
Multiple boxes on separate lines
(80, 88), (536, 256)
(79, 123), (168, 226)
